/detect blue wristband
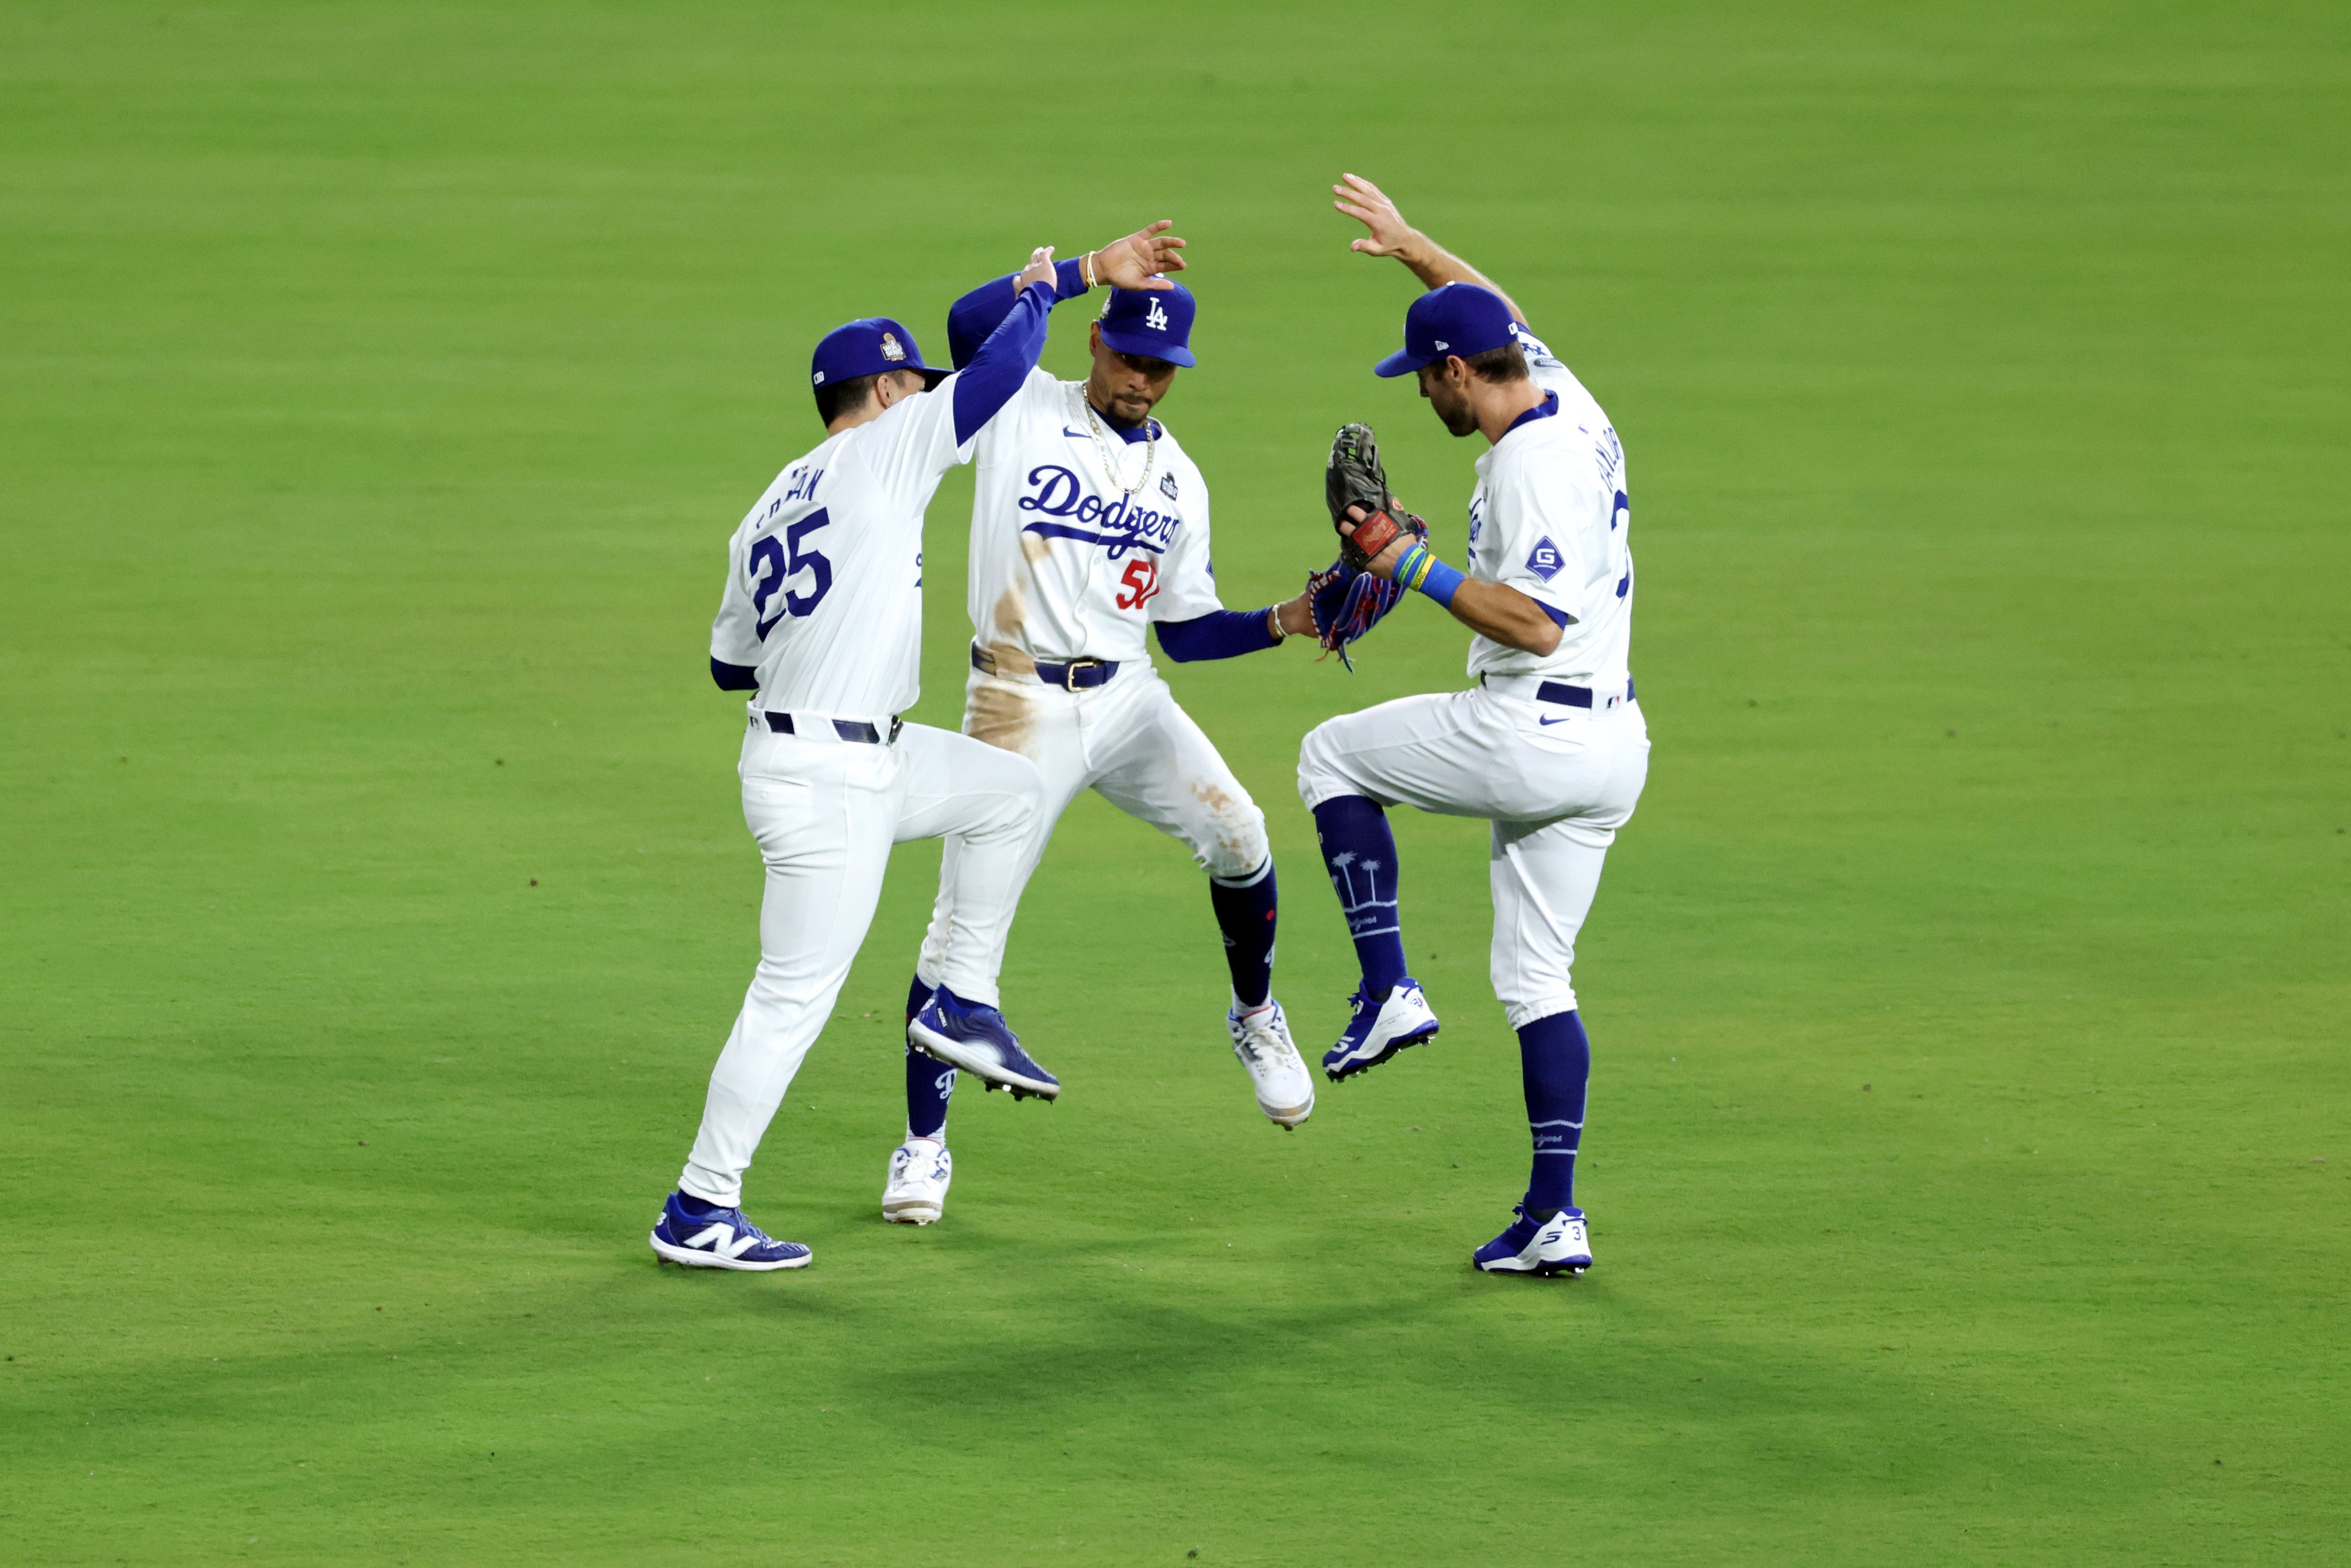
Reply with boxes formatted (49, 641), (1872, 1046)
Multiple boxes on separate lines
(1417, 557), (1465, 608)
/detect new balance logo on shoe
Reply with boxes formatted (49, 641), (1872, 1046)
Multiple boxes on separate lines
(685, 1222), (765, 1259)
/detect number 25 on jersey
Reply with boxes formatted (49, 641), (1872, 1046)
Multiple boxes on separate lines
(750, 510), (835, 636)
(1116, 555), (1159, 611)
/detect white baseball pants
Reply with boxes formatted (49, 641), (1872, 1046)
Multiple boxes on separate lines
(678, 717), (1043, 1208)
(1297, 681), (1650, 1028)
(915, 659), (1269, 992)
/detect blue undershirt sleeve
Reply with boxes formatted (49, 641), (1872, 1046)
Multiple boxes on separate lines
(1155, 608), (1280, 663)
(1533, 600), (1572, 629)
(710, 657), (758, 691)
(949, 280), (1056, 447)
(946, 257), (1091, 369)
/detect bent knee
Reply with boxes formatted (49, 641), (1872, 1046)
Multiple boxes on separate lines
(1296, 720), (1359, 809)
(1183, 778), (1267, 880)
(1201, 805), (1269, 881)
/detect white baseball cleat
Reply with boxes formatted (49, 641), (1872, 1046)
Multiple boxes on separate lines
(882, 1138), (952, 1225)
(1228, 997), (1314, 1128)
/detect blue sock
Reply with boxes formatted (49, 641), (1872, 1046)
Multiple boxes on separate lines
(1208, 857), (1279, 1010)
(1519, 1011), (1591, 1215)
(1310, 795), (1407, 999)
(903, 975), (953, 1139)
(674, 1189), (728, 1218)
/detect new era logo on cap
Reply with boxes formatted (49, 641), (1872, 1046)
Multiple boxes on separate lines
(1375, 283), (1516, 378)
(1526, 537), (1565, 581)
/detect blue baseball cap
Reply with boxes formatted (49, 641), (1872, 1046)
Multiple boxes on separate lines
(810, 317), (949, 394)
(1374, 282), (1516, 377)
(1098, 281), (1197, 367)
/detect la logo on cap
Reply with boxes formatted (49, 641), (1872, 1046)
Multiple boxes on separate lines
(1145, 300), (1169, 332)
(880, 331), (906, 362)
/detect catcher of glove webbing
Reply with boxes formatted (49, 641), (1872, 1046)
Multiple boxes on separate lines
(1308, 421), (1426, 669)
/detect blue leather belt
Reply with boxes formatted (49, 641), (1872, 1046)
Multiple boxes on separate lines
(971, 643), (1118, 690)
(1531, 677), (1636, 709)
(761, 712), (902, 744)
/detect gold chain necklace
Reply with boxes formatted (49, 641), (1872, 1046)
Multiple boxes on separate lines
(1080, 390), (1157, 498)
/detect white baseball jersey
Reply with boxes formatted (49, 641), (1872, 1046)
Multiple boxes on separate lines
(1460, 325), (1635, 684)
(964, 372), (1221, 665)
(709, 379), (975, 720)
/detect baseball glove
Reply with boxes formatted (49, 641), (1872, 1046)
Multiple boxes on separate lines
(1304, 535), (1426, 673)
(1326, 421), (1423, 569)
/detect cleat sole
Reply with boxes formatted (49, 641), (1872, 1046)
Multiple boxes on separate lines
(1322, 1023), (1438, 1082)
(907, 1024), (1061, 1101)
(647, 1230), (811, 1272)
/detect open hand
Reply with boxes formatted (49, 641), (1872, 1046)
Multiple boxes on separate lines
(1093, 220), (1187, 290)
(1013, 246), (1058, 294)
(1333, 173), (1413, 257)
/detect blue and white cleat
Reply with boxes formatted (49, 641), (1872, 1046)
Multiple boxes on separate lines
(648, 1192), (811, 1271)
(1472, 1205), (1592, 1276)
(907, 987), (1060, 1101)
(1321, 978), (1440, 1081)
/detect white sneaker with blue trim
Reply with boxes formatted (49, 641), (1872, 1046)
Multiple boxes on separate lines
(1228, 997), (1313, 1128)
(882, 1138), (952, 1225)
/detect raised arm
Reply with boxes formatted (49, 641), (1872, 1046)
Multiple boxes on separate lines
(948, 247), (1063, 447)
(1332, 173), (1525, 325)
(946, 221), (1189, 368)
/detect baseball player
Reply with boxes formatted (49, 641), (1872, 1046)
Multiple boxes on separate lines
(881, 261), (1322, 1225)
(649, 224), (1190, 1271)
(1297, 174), (1650, 1276)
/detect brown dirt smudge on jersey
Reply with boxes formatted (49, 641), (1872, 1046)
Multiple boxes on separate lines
(1191, 778), (1266, 876)
(1192, 779), (1237, 816)
(977, 640), (1037, 677)
(1019, 533), (1049, 565)
(965, 677), (1037, 756)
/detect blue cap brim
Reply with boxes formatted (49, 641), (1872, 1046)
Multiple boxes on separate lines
(1099, 327), (1195, 368)
(1374, 347), (1433, 378)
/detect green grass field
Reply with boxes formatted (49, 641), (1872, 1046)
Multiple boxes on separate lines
(3, 3), (2346, 1562)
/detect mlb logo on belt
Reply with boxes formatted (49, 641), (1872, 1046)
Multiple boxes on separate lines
(1526, 536), (1564, 581)
(1145, 300), (1169, 332)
